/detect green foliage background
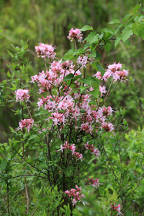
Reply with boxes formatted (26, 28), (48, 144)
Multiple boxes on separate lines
(0, 0), (144, 215)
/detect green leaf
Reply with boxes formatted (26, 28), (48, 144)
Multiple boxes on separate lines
(63, 73), (74, 81)
(0, 160), (7, 170)
(80, 86), (88, 93)
(121, 25), (133, 42)
(105, 41), (112, 52)
(90, 89), (99, 98)
(85, 32), (99, 44)
(63, 49), (75, 60)
(96, 64), (105, 74)
(133, 22), (144, 39)
(80, 25), (93, 31)
(115, 37), (121, 47)
(109, 19), (120, 24)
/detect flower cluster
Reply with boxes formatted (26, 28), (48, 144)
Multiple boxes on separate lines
(94, 63), (128, 82)
(87, 178), (100, 188)
(19, 119), (34, 132)
(35, 89), (114, 134)
(30, 36), (128, 137)
(94, 63), (128, 96)
(98, 106), (113, 117)
(101, 122), (114, 132)
(15, 89), (30, 102)
(85, 143), (100, 157)
(31, 60), (81, 93)
(104, 63), (128, 81)
(65, 185), (83, 205)
(77, 55), (88, 68)
(68, 28), (83, 42)
(60, 141), (83, 160)
(35, 43), (56, 59)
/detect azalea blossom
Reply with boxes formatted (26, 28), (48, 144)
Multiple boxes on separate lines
(19, 119), (34, 132)
(73, 152), (83, 160)
(98, 106), (113, 117)
(68, 28), (83, 42)
(35, 43), (56, 59)
(77, 56), (88, 68)
(103, 63), (128, 82)
(59, 141), (82, 160)
(101, 122), (114, 132)
(50, 112), (65, 125)
(15, 89), (30, 102)
(111, 203), (121, 215)
(87, 178), (100, 188)
(99, 85), (107, 96)
(85, 143), (100, 157)
(93, 71), (102, 80)
(65, 185), (83, 205)
(81, 122), (93, 133)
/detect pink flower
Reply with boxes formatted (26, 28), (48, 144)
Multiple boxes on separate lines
(87, 178), (100, 188)
(15, 89), (30, 102)
(37, 98), (44, 109)
(104, 63), (128, 82)
(65, 185), (83, 205)
(77, 56), (88, 68)
(60, 141), (69, 152)
(59, 142), (83, 160)
(93, 148), (100, 157)
(60, 141), (76, 153)
(98, 106), (113, 117)
(31, 74), (39, 83)
(101, 122), (114, 132)
(103, 70), (112, 81)
(68, 28), (83, 42)
(58, 95), (74, 111)
(108, 63), (122, 72)
(89, 87), (94, 92)
(93, 71), (102, 80)
(35, 43), (56, 59)
(99, 85), (107, 96)
(69, 144), (76, 154)
(72, 198), (77, 205)
(50, 112), (65, 125)
(65, 190), (70, 195)
(19, 119), (34, 132)
(111, 203), (121, 214)
(37, 96), (56, 111)
(50, 61), (63, 74)
(85, 143), (100, 157)
(81, 122), (93, 133)
(113, 69), (129, 81)
(73, 152), (83, 160)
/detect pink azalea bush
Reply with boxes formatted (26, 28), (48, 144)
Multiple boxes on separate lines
(14, 27), (129, 213)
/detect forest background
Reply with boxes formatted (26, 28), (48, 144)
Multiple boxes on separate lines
(0, 0), (144, 216)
